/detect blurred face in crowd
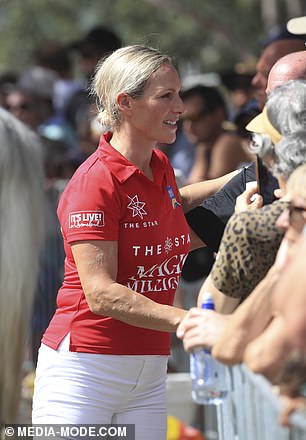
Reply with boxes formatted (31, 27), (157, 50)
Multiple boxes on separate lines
(276, 195), (306, 245)
(182, 95), (223, 145)
(79, 44), (104, 79)
(4, 90), (39, 129)
(275, 168), (306, 266)
(252, 39), (306, 109)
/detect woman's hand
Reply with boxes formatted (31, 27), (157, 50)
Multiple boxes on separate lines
(279, 395), (306, 427)
(235, 183), (263, 213)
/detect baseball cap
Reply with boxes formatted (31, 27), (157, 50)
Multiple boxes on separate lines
(261, 23), (306, 47)
(246, 107), (282, 144)
(287, 16), (306, 35)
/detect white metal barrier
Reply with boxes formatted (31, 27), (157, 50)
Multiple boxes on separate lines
(166, 365), (306, 440)
(209, 364), (306, 440)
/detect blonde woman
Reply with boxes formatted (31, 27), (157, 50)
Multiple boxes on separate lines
(32, 45), (234, 438)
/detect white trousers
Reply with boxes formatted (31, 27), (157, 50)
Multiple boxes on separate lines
(32, 339), (168, 440)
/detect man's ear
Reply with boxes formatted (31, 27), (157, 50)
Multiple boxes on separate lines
(116, 92), (132, 115)
(215, 106), (226, 122)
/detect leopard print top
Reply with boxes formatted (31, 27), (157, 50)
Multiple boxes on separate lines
(211, 199), (289, 299)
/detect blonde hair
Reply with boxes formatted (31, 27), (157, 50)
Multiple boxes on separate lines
(91, 45), (172, 130)
(286, 163), (306, 200)
(0, 109), (45, 423)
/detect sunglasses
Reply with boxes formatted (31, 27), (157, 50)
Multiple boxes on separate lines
(4, 102), (32, 112)
(288, 204), (306, 228)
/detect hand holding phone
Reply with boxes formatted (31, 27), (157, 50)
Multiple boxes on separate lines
(235, 182), (263, 213)
(256, 155), (278, 205)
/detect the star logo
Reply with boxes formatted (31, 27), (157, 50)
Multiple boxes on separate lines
(164, 237), (173, 253)
(127, 195), (147, 219)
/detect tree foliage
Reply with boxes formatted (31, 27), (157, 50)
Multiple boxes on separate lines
(0, 0), (301, 76)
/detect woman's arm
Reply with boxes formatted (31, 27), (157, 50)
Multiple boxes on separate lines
(197, 274), (240, 313)
(179, 170), (238, 213)
(211, 265), (280, 365)
(243, 315), (294, 380)
(71, 240), (187, 332)
(273, 235), (306, 350)
(189, 226), (206, 250)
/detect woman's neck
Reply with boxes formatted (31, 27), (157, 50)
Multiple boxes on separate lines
(110, 129), (155, 180)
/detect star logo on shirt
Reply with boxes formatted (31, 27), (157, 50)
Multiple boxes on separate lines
(127, 195), (147, 219)
(164, 237), (173, 254)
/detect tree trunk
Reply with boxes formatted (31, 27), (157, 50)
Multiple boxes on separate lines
(260, 0), (279, 32)
(285, 0), (305, 18)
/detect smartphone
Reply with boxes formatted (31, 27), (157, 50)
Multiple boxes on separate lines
(255, 155), (278, 205)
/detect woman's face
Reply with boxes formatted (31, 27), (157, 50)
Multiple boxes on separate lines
(273, 195), (306, 273)
(128, 64), (185, 145)
(277, 194), (306, 244)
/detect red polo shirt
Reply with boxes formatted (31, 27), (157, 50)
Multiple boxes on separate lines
(42, 132), (190, 354)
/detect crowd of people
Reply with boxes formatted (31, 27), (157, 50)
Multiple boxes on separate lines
(177, 16), (306, 429)
(0, 11), (306, 438)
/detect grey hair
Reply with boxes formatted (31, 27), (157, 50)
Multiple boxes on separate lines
(0, 108), (45, 423)
(266, 79), (306, 135)
(91, 45), (173, 130)
(271, 132), (306, 180)
(266, 80), (306, 180)
(250, 131), (306, 181)
(249, 79), (306, 181)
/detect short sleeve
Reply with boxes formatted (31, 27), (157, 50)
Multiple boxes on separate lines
(186, 207), (225, 252)
(202, 166), (250, 224)
(58, 165), (121, 244)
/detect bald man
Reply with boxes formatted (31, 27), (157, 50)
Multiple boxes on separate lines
(266, 50), (306, 93)
(252, 39), (306, 109)
(186, 44), (306, 252)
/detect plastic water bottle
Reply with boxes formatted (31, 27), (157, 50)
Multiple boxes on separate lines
(190, 292), (228, 405)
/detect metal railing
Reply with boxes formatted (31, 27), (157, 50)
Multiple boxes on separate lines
(213, 364), (306, 440)
(166, 365), (306, 440)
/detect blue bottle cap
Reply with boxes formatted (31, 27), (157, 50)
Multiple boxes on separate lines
(201, 292), (215, 310)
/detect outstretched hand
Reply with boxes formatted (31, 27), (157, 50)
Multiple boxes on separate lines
(176, 307), (229, 352)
